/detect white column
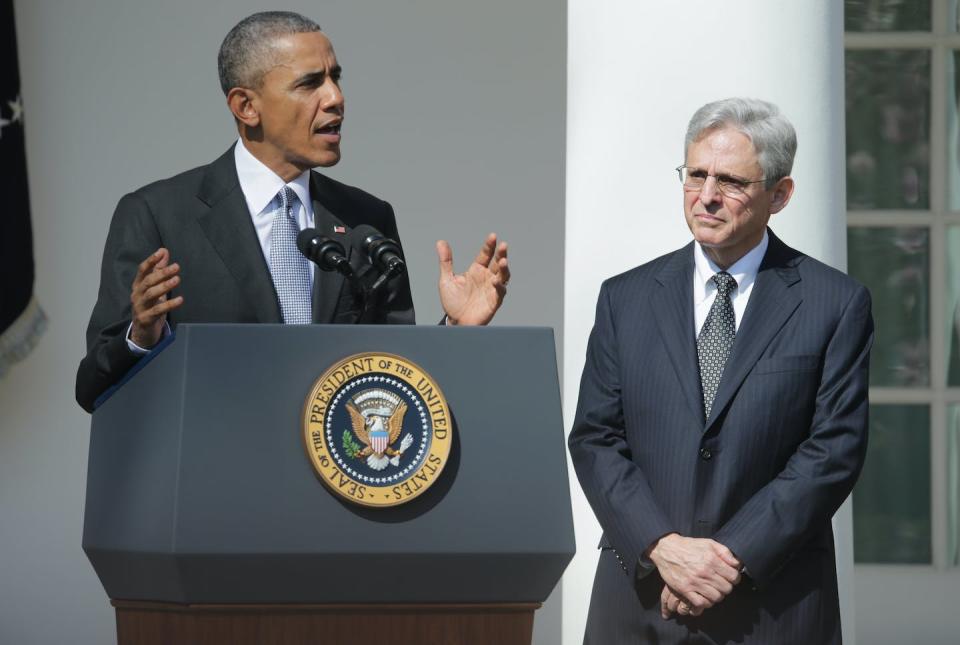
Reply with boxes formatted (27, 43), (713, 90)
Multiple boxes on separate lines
(563, 1), (851, 643)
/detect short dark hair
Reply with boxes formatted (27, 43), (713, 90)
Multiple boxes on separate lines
(217, 11), (322, 95)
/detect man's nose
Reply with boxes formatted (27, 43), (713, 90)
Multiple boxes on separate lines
(699, 175), (722, 202)
(322, 80), (344, 113)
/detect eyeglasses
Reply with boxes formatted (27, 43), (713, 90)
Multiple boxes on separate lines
(676, 165), (766, 197)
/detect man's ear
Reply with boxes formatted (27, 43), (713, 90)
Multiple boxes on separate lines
(227, 87), (260, 128)
(769, 176), (795, 214)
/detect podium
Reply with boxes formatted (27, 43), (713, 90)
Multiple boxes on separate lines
(83, 324), (575, 645)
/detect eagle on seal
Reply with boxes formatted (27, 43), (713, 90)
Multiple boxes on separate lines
(346, 389), (414, 471)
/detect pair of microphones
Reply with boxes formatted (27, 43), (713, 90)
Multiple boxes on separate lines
(296, 224), (406, 292)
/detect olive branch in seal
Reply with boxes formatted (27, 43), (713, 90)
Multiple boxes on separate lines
(342, 430), (363, 459)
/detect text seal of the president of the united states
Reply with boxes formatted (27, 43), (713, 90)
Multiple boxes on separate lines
(303, 352), (452, 507)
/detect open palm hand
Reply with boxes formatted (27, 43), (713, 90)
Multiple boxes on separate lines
(436, 233), (509, 326)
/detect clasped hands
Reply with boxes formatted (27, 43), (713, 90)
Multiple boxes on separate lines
(129, 234), (510, 349)
(646, 533), (742, 620)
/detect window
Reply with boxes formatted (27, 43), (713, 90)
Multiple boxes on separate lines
(846, 0), (960, 567)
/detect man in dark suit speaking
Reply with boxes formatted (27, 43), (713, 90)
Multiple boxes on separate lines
(76, 11), (509, 412)
(569, 98), (873, 644)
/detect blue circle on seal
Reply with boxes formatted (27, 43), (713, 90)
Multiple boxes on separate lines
(324, 374), (432, 485)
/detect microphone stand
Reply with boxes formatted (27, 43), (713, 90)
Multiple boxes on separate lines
(354, 264), (405, 324)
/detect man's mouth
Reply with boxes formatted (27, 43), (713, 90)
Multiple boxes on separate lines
(315, 122), (342, 135)
(695, 212), (722, 222)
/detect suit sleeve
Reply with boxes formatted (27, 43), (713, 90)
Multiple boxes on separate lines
(712, 284), (874, 588)
(568, 283), (678, 579)
(75, 193), (162, 412)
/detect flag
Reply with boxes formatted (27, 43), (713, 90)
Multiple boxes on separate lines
(0, 0), (46, 378)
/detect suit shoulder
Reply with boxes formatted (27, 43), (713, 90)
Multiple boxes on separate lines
(311, 172), (399, 234)
(103, 162), (212, 235)
(129, 162), (209, 204)
(123, 145), (239, 211)
(312, 172), (390, 209)
(601, 246), (687, 295)
(793, 252), (868, 299)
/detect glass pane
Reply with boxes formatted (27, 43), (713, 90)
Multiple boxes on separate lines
(846, 49), (930, 210)
(948, 228), (960, 385)
(949, 406), (960, 566)
(847, 227), (930, 386)
(845, 0), (931, 31)
(949, 51), (960, 210)
(854, 404), (931, 564)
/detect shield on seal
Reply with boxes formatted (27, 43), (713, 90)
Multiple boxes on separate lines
(371, 429), (389, 454)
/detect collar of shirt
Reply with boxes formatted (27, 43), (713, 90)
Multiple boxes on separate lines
(234, 138), (314, 225)
(693, 230), (769, 303)
(692, 230), (768, 334)
(233, 139), (316, 273)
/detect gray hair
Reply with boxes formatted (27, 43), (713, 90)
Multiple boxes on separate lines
(217, 11), (322, 95)
(684, 98), (797, 188)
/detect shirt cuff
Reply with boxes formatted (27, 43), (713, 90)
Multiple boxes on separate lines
(635, 555), (657, 580)
(126, 321), (170, 355)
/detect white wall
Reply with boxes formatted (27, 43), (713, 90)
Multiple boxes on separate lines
(0, 2), (565, 643)
(563, 1), (849, 642)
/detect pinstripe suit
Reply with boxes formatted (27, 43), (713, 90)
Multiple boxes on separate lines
(569, 230), (873, 644)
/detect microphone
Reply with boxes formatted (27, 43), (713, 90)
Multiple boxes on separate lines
(296, 228), (353, 277)
(351, 225), (407, 277)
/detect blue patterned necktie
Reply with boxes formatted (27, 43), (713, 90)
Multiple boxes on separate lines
(697, 271), (737, 418)
(268, 186), (312, 325)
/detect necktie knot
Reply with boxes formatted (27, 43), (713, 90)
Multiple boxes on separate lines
(278, 186), (298, 214)
(712, 271), (737, 298)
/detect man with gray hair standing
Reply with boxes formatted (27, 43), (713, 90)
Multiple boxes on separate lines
(76, 11), (509, 411)
(569, 97), (873, 643)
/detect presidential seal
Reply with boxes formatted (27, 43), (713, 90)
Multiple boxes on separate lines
(303, 352), (453, 507)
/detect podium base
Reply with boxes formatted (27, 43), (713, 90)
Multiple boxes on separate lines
(113, 600), (540, 645)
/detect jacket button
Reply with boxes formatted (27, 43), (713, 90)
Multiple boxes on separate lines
(700, 448), (713, 460)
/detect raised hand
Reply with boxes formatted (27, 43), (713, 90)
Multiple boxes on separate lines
(436, 233), (509, 326)
(130, 248), (183, 348)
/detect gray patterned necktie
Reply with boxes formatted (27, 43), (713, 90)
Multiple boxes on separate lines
(697, 271), (737, 418)
(268, 186), (312, 325)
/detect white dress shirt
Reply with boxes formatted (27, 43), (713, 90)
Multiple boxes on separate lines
(127, 140), (316, 353)
(233, 138), (315, 271)
(693, 231), (768, 336)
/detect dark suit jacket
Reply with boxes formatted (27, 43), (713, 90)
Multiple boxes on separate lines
(76, 146), (414, 412)
(568, 231), (873, 645)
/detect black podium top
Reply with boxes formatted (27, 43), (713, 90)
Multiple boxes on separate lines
(83, 324), (574, 604)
